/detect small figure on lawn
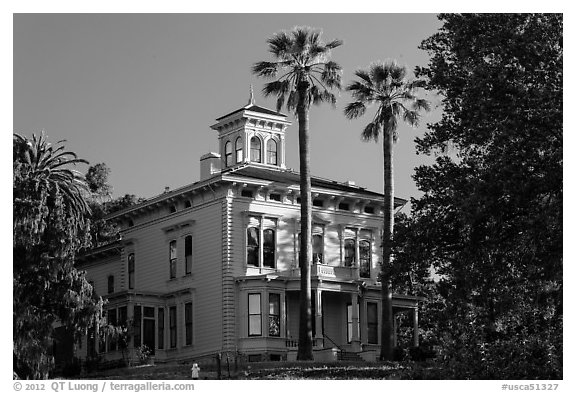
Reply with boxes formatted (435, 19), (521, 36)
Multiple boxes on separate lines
(191, 363), (200, 380)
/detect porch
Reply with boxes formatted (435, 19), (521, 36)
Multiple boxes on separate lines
(235, 276), (420, 361)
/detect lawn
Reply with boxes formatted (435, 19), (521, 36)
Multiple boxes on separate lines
(80, 360), (441, 380)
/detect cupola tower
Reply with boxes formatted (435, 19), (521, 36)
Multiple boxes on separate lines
(210, 87), (291, 170)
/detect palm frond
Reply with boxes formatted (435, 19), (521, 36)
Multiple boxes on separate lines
(361, 121), (380, 142)
(252, 61), (281, 78)
(344, 101), (367, 119)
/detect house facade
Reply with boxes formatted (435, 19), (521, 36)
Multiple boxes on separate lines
(77, 98), (420, 364)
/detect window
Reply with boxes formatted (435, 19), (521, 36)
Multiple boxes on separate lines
(344, 238), (356, 267)
(246, 227), (259, 266)
(248, 293), (262, 336)
(267, 139), (277, 165)
(185, 235), (192, 275)
(235, 137), (243, 163)
(364, 206), (375, 214)
(128, 253), (135, 290)
(225, 141), (233, 167)
(269, 193), (281, 202)
(338, 202), (350, 211)
(359, 240), (371, 278)
(169, 306), (177, 348)
(158, 308), (164, 350)
(269, 293), (280, 336)
(128, 219), (134, 227)
(347, 304), (353, 343)
(313, 199), (324, 207)
(313, 234), (323, 264)
(184, 200), (191, 208)
(250, 137), (261, 163)
(185, 302), (193, 346)
(134, 305), (142, 348)
(108, 309), (117, 351)
(263, 229), (275, 268)
(241, 189), (253, 198)
(367, 302), (378, 344)
(169, 205), (177, 214)
(169, 240), (177, 279)
(107, 275), (115, 294)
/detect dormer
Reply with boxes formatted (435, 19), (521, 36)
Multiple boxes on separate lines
(210, 88), (292, 170)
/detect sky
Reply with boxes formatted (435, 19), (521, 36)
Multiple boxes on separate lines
(14, 13), (443, 206)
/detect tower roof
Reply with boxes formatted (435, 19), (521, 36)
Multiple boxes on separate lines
(215, 104), (287, 121)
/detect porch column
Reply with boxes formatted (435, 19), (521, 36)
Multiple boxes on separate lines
(315, 289), (323, 348)
(350, 292), (360, 351)
(413, 308), (419, 347)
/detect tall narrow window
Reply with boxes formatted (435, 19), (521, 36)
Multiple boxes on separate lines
(263, 229), (275, 268)
(169, 240), (177, 279)
(359, 240), (371, 278)
(158, 308), (164, 350)
(107, 275), (115, 294)
(169, 306), (177, 348)
(266, 139), (277, 165)
(134, 305), (142, 348)
(313, 234), (323, 264)
(235, 137), (243, 163)
(344, 238), (356, 267)
(367, 302), (378, 344)
(128, 253), (135, 289)
(185, 302), (193, 346)
(269, 293), (280, 336)
(248, 293), (262, 336)
(225, 141), (232, 167)
(250, 136), (261, 163)
(185, 235), (192, 275)
(347, 304), (353, 343)
(108, 309), (117, 351)
(246, 227), (259, 266)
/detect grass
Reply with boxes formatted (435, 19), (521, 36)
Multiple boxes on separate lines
(79, 360), (441, 380)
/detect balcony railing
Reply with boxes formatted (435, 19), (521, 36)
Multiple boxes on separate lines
(288, 264), (359, 280)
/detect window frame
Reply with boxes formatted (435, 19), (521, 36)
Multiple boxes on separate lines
(263, 228), (276, 268)
(169, 306), (177, 348)
(128, 253), (135, 290)
(248, 293), (262, 336)
(246, 227), (260, 267)
(235, 137), (243, 163)
(185, 302), (193, 346)
(184, 235), (192, 275)
(250, 136), (262, 163)
(169, 240), (177, 279)
(344, 238), (356, 267)
(266, 139), (277, 165)
(224, 141), (233, 167)
(268, 293), (280, 337)
(158, 307), (165, 350)
(367, 302), (378, 344)
(107, 275), (115, 294)
(359, 239), (371, 278)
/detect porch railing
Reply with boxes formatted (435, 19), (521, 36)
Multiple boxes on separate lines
(289, 264), (359, 280)
(285, 337), (324, 348)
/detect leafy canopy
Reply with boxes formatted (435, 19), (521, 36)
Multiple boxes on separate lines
(252, 26), (343, 112)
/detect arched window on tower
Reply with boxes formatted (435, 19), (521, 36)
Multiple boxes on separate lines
(235, 137), (243, 163)
(250, 137), (261, 163)
(267, 139), (277, 165)
(225, 141), (233, 167)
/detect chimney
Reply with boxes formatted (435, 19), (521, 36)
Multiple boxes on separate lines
(200, 152), (221, 180)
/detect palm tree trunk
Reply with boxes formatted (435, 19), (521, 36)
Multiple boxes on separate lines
(296, 84), (314, 360)
(380, 127), (394, 361)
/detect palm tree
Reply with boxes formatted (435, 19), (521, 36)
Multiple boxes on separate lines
(344, 61), (429, 361)
(253, 26), (342, 360)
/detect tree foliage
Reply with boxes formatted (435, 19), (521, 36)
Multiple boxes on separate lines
(398, 14), (562, 378)
(253, 26), (342, 360)
(344, 61), (429, 360)
(13, 132), (99, 379)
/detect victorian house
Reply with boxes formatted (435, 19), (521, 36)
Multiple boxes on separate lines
(76, 95), (421, 364)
